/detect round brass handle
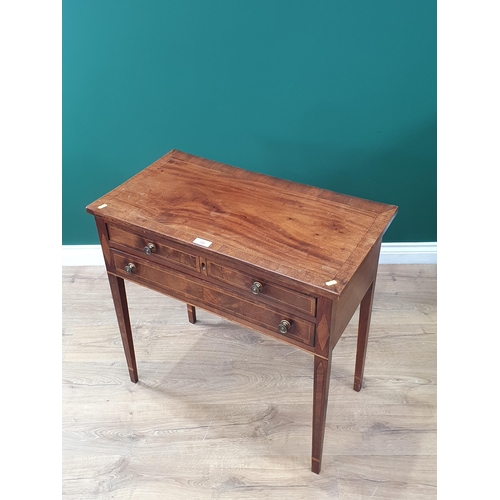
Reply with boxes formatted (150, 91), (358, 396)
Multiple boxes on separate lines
(250, 281), (264, 295)
(125, 263), (136, 274)
(277, 320), (291, 334)
(144, 243), (156, 255)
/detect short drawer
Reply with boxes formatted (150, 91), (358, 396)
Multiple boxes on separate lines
(207, 260), (316, 317)
(111, 250), (316, 347)
(107, 224), (198, 272)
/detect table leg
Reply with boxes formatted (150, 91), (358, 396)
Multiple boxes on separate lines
(312, 355), (332, 474)
(354, 281), (375, 392)
(187, 304), (197, 324)
(108, 273), (138, 383)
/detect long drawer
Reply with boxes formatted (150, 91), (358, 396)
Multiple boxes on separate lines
(110, 249), (316, 347)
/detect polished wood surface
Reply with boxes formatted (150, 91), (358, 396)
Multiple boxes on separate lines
(354, 282), (376, 392)
(206, 260), (317, 317)
(108, 223), (199, 272)
(86, 150), (397, 473)
(107, 274), (138, 384)
(187, 304), (196, 324)
(110, 249), (317, 348)
(62, 264), (436, 499)
(86, 149), (397, 296)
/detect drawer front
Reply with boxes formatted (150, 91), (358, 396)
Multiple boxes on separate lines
(107, 224), (198, 272)
(207, 261), (316, 317)
(111, 250), (315, 347)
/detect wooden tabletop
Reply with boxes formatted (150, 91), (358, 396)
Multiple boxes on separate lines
(86, 150), (397, 297)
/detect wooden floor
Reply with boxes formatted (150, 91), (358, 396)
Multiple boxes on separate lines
(62, 264), (436, 499)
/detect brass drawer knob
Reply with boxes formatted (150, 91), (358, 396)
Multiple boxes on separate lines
(144, 243), (156, 255)
(277, 319), (291, 334)
(125, 263), (136, 274)
(251, 281), (264, 294)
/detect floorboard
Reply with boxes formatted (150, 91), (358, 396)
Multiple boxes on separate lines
(62, 264), (436, 499)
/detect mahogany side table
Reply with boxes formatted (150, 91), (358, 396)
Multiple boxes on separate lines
(86, 150), (397, 473)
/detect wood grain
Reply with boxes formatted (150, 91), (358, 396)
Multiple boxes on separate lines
(86, 150), (397, 297)
(107, 274), (138, 383)
(87, 150), (398, 472)
(353, 281), (375, 392)
(63, 263), (436, 499)
(110, 249), (316, 349)
(187, 304), (197, 324)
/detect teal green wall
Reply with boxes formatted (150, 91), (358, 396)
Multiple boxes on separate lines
(63, 0), (436, 244)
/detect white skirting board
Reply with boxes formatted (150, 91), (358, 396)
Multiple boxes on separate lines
(62, 242), (437, 266)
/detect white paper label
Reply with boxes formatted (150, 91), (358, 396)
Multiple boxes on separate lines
(98, 204), (108, 209)
(325, 280), (337, 286)
(193, 237), (212, 248)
